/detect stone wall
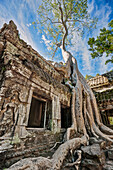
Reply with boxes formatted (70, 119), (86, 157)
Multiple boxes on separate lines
(87, 75), (109, 89)
(0, 129), (65, 169)
(87, 72), (113, 129)
(0, 21), (71, 137)
(0, 20), (71, 169)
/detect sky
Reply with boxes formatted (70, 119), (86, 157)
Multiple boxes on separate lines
(0, 0), (113, 77)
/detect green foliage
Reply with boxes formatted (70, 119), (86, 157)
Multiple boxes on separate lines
(35, 0), (97, 58)
(96, 73), (100, 76)
(85, 74), (94, 80)
(85, 73), (100, 80)
(88, 19), (113, 64)
(2, 66), (6, 72)
(11, 133), (21, 144)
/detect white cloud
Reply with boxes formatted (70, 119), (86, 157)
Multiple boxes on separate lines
(70, 33), (92, 71)
(99, 53), (108, 73)
(88, 0), (95, 14)
(16, 22), (38, 51)
(42, 35), (52, 51)
(0, 0), (38, 51)
(70, 0), (112, 75)
(92, 4), (111, 37)
(82, 46), (92, 71)
(26, 23), (32, 27)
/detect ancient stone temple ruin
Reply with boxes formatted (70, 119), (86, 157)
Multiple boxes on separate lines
(88, 72), (113, 129)
(0, 20), (72, 136)
(1, 21), (113, 170)
(0, 21), (72, 167)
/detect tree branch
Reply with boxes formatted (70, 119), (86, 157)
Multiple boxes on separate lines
(62, 0), (68, 21)
(52, 46), (59, 59)
(58, 1), (68, 50)
(47, 17), (61, 24)
(50, 142), (62, 150)
(67, 19), (86, 24)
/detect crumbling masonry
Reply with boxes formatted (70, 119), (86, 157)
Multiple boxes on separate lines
(0, 21), (72, 137)
(0, 21), (72, 168)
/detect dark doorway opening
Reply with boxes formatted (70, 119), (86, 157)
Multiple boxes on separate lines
(101, 109), (113, 128)
(28, 97), (45, 128)
(61, 106), (72, 128)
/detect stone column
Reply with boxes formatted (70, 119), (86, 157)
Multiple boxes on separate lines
(52, 96), (61, 133)
(26, 86), (34, 126)
(15, 86), (34, 137)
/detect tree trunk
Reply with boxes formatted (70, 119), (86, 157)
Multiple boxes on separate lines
(62, 49), (113, 143)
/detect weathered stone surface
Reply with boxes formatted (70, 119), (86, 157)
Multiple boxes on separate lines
(0, 41), (4, 55)
(89, 137), (103, 144)
(108, 148), (113, 160)
(103, 160), (113, 170)
(0, 20), (71, 138)
(0, 129), (64, 169)
(81, 144), (101, 158)
(0, 20), (72, 169)
(81, 144), (106, 170)
(89, 137), (107, 150)
(81, 158), (103, 170)
(7, 157), (52, 170)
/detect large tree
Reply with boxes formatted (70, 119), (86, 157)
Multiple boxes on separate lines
(33, 0), (96, 59)
(30, 0), (113, 169)
(88, 19), (113, 64)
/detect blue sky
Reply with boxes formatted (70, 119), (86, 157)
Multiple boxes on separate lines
(0, 0), (113, 77)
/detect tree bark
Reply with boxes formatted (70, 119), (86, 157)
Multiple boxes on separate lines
(61, 47), (113, 143)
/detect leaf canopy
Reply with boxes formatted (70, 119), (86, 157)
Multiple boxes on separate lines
(88, 19), (113, 64)
(34, 0), (97, 58)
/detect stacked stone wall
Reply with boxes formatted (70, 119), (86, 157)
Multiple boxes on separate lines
(0, 129), (65, 169)
(0, 21), (71, 136)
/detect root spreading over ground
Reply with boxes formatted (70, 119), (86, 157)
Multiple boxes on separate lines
(8, 51), (113, 170)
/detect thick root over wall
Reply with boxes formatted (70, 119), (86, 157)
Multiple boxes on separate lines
(64, 54), (113, 144)
(8, 54), (113, 170)
(8, 136), (87, 170)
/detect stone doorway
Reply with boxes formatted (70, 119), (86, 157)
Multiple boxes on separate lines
(28, 93), (52, 129)
(101, 109), (113, 128)
(28, 97), (46, 128)
(61, 106), (72, 128)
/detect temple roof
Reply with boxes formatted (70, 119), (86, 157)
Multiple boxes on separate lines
(87, 71), (113, 93)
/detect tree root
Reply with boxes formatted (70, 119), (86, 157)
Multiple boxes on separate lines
(51, 135), (87, 170)
(78, 70), (113, 142)
(17, 165), (30, 170)
(65, 150), (81, 170)
(50, 142), (62, 151)
(93, 123), (113, 143)
(8, 136), (87, 170)
(86, 110), (99, 139)
(99, 124), (113, 135)
(8, 157), (52, 170)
